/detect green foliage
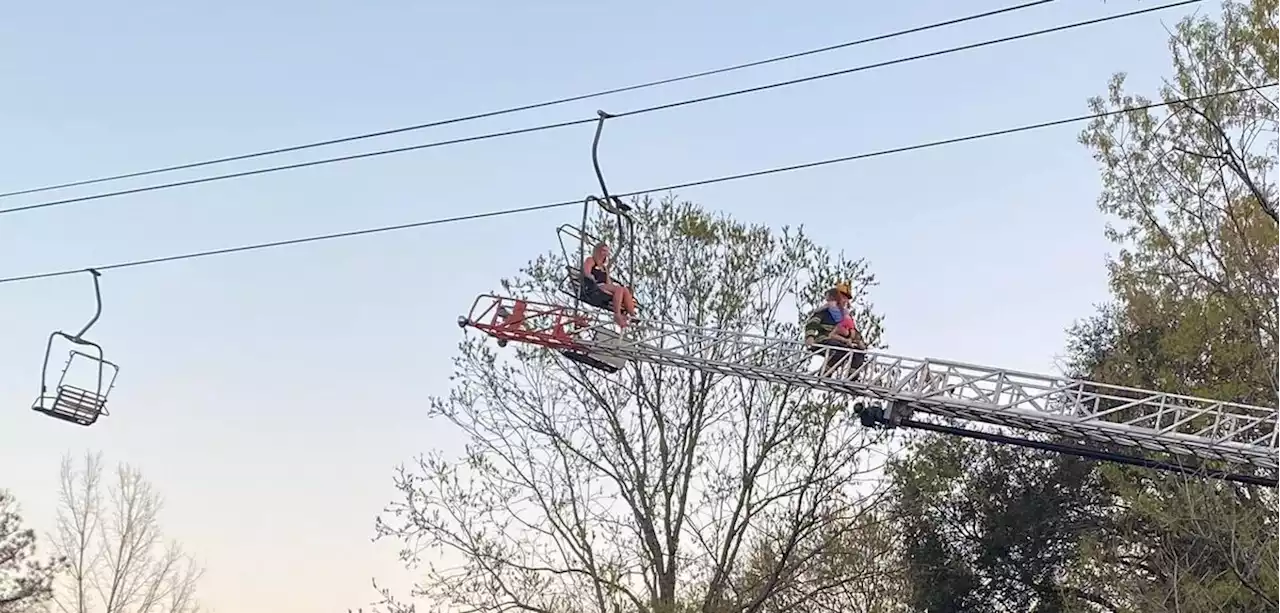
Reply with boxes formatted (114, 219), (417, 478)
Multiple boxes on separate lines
(887, 435), (1111, 613)
(1061, 307), (1279, 612)
(1067, 2), (1279, 606)
(884, 2), (1278, 612)
(1077, 0), (1277, 404)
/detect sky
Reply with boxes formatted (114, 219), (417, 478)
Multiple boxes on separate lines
(0, 0), (1218, 611)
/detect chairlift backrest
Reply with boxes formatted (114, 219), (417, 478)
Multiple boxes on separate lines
(556, 224), (633, 285)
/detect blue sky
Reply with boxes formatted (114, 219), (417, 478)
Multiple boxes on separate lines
(0, 0), (1211, 611)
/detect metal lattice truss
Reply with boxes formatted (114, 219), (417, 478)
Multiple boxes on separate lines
(460, 295), (1280, 472)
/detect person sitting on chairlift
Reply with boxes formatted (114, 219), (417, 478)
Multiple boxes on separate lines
(583, 241), (637, 328)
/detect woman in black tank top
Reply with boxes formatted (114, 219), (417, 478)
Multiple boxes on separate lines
(583, 241), (637, 327)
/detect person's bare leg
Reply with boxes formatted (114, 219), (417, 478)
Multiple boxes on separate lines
(622, 288), (636, 315)
(613, 305), (627, 327)
(611, 291), (627, 327)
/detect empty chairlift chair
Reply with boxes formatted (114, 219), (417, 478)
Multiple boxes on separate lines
(31, 269), (121, 426)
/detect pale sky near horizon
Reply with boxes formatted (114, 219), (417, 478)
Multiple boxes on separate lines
(0, 0), (1214, 611)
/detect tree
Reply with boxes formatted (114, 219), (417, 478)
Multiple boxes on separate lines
(50, 452), (203, 613)
(882, 2), (1278, 611)
(886, 434), (1114, 613)
(375, 195), (894, 613)
(0, 490), (63, 613)
(1067, 1), (1279, 609)
(1077, 0), (1277, 404)
(1044, 305), (1278, 613)
(731, 506), (908, 613)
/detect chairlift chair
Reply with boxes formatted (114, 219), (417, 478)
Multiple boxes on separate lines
(552, 111), (641, 373)
(31, 269), (120, 426)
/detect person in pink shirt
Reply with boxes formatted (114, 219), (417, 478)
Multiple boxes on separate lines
(836, 307), (856, 336)
(827, 283), (862, 348)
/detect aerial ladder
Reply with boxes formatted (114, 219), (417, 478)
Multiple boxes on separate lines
(458, 295), (1278, 486)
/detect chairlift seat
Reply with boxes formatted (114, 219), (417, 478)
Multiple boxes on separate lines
(32, 347), (119, 427)
(562, 266), (616, 311)
(560, 325), (628, 373)
(36, 384), (108, 426)
(562, 350), (624, 373)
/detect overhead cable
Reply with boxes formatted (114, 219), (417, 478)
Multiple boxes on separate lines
(0, 0), (1055, 200)
(0, 0), (1199, 218)
(0, 82), (1265, 286)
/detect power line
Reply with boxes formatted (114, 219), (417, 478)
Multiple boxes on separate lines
(0, 0), (1199, 218)
(0, 0), (1055, 200)
(0, 83), (1265, 287)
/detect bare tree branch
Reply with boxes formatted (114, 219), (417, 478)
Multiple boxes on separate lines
(49, 453), (203, 613)
(375, 196), (893, 613)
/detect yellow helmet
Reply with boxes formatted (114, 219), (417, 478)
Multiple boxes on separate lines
(834, 281), (852, 299)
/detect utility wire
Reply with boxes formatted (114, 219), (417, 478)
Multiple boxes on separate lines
(0, 0), (1199, 218)
(0, 0), (1055, 200)
(0, 83), (1266, 286)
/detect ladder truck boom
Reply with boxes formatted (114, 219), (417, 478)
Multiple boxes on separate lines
(459, 295), (1279, 476)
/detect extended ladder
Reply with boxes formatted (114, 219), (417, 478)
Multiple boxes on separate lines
(458, 295), (1279, 475)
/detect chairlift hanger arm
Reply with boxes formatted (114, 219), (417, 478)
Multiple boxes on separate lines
(591, 111), (631, 214)
(74, 268), (103, 340)
(588, 111), (636, 262)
